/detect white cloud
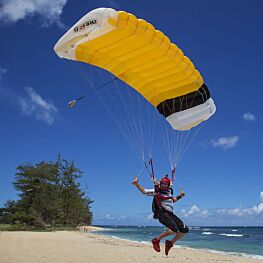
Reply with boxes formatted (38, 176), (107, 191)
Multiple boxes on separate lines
(0, 0), (67, 27)
(225, 193), (263, 217)
(200, 210), (209, 217)
(102, 214), (128, 221)
(179, 192), (263, 221)
(93, 192), (263, 226)
(0, 67), (7, 80)
(211, 136), (239, 149)
(181, 205), (201, 217)
(104, 214), (115, 220)
(243, 112), (255, 122)
(19, 87), (58, 125)
(227, 208), (243, 217)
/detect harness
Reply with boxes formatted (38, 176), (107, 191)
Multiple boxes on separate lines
(152, 185), (174, 219)
(146, 158), (176, 218)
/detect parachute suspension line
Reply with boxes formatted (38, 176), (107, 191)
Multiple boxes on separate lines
(63, 52), (198, 171)
(171, 167), (176, 183)
(63, 59), (86, 82)
(111, 73), (147, 160)
(72, 62), (146, 163)
(149, 158), (155, 179)
(133, 85), (145, 160)
(168, 96), (182, 169)
(66, 59), (93, 85)
(172, 96), (180, 167)
(176, 87), (210, 164)
(174, 97), (190, 164)
(91, 23), (153, 163)
(158, 100), (178, 170)
(114, 73), (156, 162)
(176, 123), (204, 165)
(101, 74), (145, 161)
(97, 67), (156, 164)
(55, 7), (217, 186)
(135, 164), (147, 178)
(136, 91), (156, 162)
(149, 103), (156, 156)
(92, 67), (155, 166)
(175, 89), (207, 165)
(111, 77), (140, 152)
(142, 159), (154, 179)
(122, 78), (147, 160)
(156, 87), (205, 173)
(124, 83), (156, 164)
(63, 53), (204, 182)
(84, 23), (146, 156)
(170, 166), (184, 193)
(174, 89), (200, 167)
(157, 108), (173, 169)
(174, 96), (185, 166)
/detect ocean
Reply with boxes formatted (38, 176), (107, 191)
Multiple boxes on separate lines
(92, 225), (263, 259)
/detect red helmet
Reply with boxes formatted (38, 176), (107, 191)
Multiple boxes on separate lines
(160, 175), (171, 190)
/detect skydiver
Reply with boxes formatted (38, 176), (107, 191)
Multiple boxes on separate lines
(132, 175), (188, 256)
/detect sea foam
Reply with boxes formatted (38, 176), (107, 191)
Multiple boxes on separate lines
(219, 233), (244, 237)
(202, 232), (214, 235)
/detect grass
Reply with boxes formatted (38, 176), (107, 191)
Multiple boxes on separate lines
(0, 224), (12, 231)
(0, 223), (77, 232)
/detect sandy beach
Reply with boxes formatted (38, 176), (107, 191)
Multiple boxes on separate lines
(0, 227), (262, 263)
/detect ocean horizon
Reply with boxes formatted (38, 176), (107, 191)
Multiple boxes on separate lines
(92, 225), (263, 259)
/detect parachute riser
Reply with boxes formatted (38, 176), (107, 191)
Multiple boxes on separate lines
(149, 158), (155, 179)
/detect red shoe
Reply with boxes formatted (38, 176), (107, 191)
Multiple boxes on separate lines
(165, 240), (173, 256)
(151, 238), (160, 252)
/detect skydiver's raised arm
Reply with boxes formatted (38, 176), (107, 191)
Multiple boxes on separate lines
(172, 191), (186, 203)
(132, 177), (156, 196)
(132, 177), (145, 194)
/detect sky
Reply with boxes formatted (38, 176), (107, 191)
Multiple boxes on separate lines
(0, 0), (263, 226)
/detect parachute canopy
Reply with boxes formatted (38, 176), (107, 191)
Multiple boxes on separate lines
(54, 8), (216, 130)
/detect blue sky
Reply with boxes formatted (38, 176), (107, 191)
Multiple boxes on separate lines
(0, 0), (262, 226)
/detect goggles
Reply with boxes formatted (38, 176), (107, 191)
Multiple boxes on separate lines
(160, 181), (169, 188)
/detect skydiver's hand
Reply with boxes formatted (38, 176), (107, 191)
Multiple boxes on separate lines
(132, 177), (139, 185)
(180, 191), (186, 197)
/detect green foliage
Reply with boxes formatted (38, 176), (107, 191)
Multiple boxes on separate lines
(0, 155), (93, 229)
(0, 200), (17, 224)
(0, 224), (12, 231)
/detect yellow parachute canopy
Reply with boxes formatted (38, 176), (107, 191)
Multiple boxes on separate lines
(54, 8), (215, 130)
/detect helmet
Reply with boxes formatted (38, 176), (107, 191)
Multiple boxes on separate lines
(160, 174), (171, 190)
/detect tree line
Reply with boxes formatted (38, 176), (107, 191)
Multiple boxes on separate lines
(0, 156), (93, 229)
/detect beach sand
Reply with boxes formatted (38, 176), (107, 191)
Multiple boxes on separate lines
(0, 227), (262, 263)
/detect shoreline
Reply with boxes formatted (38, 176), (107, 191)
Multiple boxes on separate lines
(92, 229), (263, 260)
(98, 233), (263, 260)
(0, 228), (262, 263)
(87, 225), (263, 260)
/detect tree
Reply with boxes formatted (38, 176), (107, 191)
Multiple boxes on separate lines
(9, 156), (93, 228)
(0, 200), (17, 224)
